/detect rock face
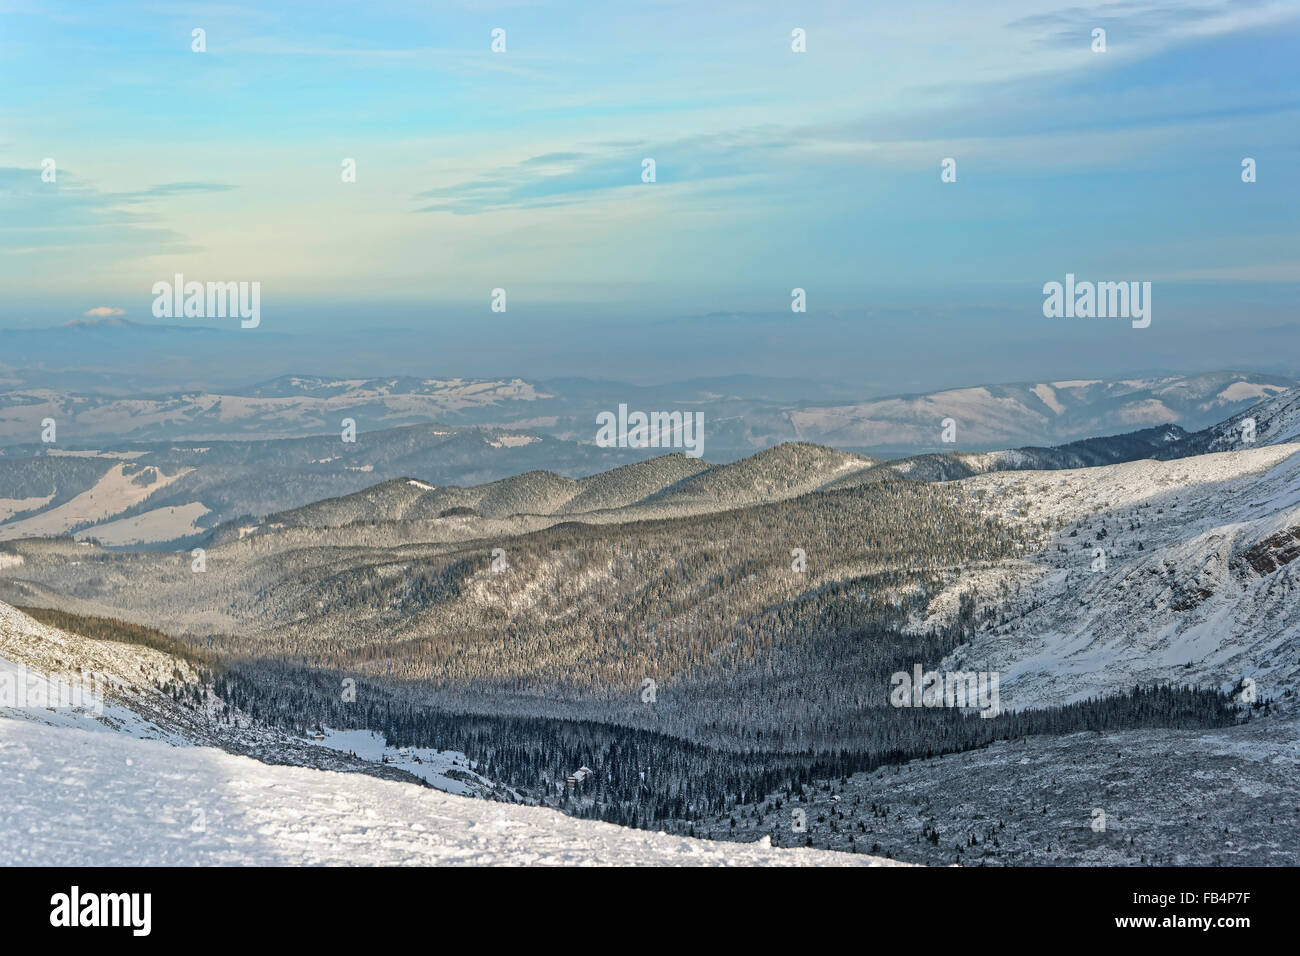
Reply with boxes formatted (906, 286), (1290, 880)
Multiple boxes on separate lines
(1239, 525), (1300, 576)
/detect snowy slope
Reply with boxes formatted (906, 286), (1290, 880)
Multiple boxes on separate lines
(1173, 384), (1300, 453)
(0, 716), (900, 866)
(0, 602), (900, 866)
(0, 601), (525, 797)
(0, 601), (213, 745)
(923, 442), (1300, 709)
(303, 727), (524, 800)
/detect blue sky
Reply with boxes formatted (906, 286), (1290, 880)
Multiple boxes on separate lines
(1, 0), (1298, 389)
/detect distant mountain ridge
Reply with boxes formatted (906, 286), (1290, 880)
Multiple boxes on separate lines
(4, 379), (1298, 549)
(1155, 384), (1300, 456)
(787, 372), (1294, 453)
(0, 366), (1291, 457)
(221, 419), (1231, 543)
(0, 423), (650, 547)
(255, 443), (873, 535)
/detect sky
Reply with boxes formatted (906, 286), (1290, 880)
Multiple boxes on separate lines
(1, 0), (1299, 391)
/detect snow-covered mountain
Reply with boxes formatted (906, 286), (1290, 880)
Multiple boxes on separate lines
(2, 368), (1290, 456)
(0, 373), (555, 446)
(0, 424), (651, 547)
(786, 372), (1295, 453)
(0, 423), (1192, 547)
(921, 439), (1300, 710)
(1160, 383), (1300, 455)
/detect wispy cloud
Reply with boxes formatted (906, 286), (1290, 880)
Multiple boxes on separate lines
(1008, 0), (1286, 44)
(414, 132), (792, 214)
(0, 167), (197, 261)
(2, 0), (1298, 322)
(117, 182), (236, 202)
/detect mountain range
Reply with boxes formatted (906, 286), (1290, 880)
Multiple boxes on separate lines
(1, 372), (1290, 548)
(3, 374), (1299, 865)
(1, 351), (1291, 459)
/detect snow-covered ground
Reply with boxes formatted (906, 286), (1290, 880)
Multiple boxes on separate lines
(303, 728), (524, 800)
(0, 462), (192, 540)
(0, 602), (897, 866)
(75, 501), (211, 546)
(0, 716), (900, 866)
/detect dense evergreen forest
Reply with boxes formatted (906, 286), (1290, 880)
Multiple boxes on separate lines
(4, 476), (1058, 748)
(214, 658), (1241, 831)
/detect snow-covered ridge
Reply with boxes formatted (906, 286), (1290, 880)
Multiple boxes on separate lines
(1198, 384), (1300, 449)
(787, 373), (1295, 450)
(924, 442), (1300, 709)
(0, 601), (208, 744)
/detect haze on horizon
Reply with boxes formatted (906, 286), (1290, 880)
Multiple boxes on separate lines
(2, 0), (1298, 391)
